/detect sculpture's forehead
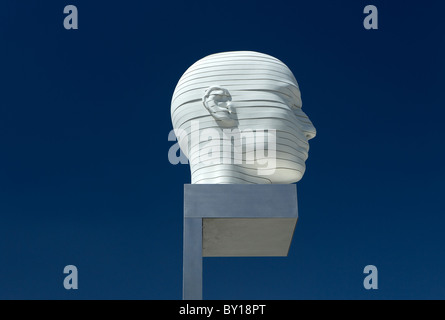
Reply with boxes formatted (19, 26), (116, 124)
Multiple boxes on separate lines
(183, 52), (298, 84)
(172, 51), (302, 114)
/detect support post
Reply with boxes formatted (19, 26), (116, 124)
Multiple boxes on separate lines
(183, 217), (202, 300)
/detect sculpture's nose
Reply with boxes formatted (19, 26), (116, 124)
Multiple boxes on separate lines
(304, 122), (316, 140)
(294, 108), (316, 140)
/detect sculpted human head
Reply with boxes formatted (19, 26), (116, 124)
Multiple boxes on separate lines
(171, 51), (316, 184)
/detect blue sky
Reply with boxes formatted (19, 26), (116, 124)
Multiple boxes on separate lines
(0, 0), (444, 299)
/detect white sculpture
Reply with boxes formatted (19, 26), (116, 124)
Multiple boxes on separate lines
(171, 51), (316, 184)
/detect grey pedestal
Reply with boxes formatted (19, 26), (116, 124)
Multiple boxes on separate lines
(183, 184), (298, 300)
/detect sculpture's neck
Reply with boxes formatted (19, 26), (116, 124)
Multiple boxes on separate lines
(190, 163), (272, 184)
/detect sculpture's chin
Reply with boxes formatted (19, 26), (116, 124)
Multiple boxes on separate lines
(266, 162), (306, 184)
(268, 169), (303, 184)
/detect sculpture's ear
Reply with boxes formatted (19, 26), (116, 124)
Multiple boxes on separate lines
(202, 86), (236, 126)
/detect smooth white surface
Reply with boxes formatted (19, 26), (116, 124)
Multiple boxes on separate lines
(171, 51), (316, 184)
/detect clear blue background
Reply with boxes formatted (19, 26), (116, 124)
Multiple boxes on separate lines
(1, 0), (444, 299)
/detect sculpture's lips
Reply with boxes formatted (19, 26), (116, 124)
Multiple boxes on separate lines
(303, 143), (309, 160)
(297, 149), (309, 162)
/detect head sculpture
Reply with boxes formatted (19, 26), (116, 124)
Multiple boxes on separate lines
(171, 51), (316, 184)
